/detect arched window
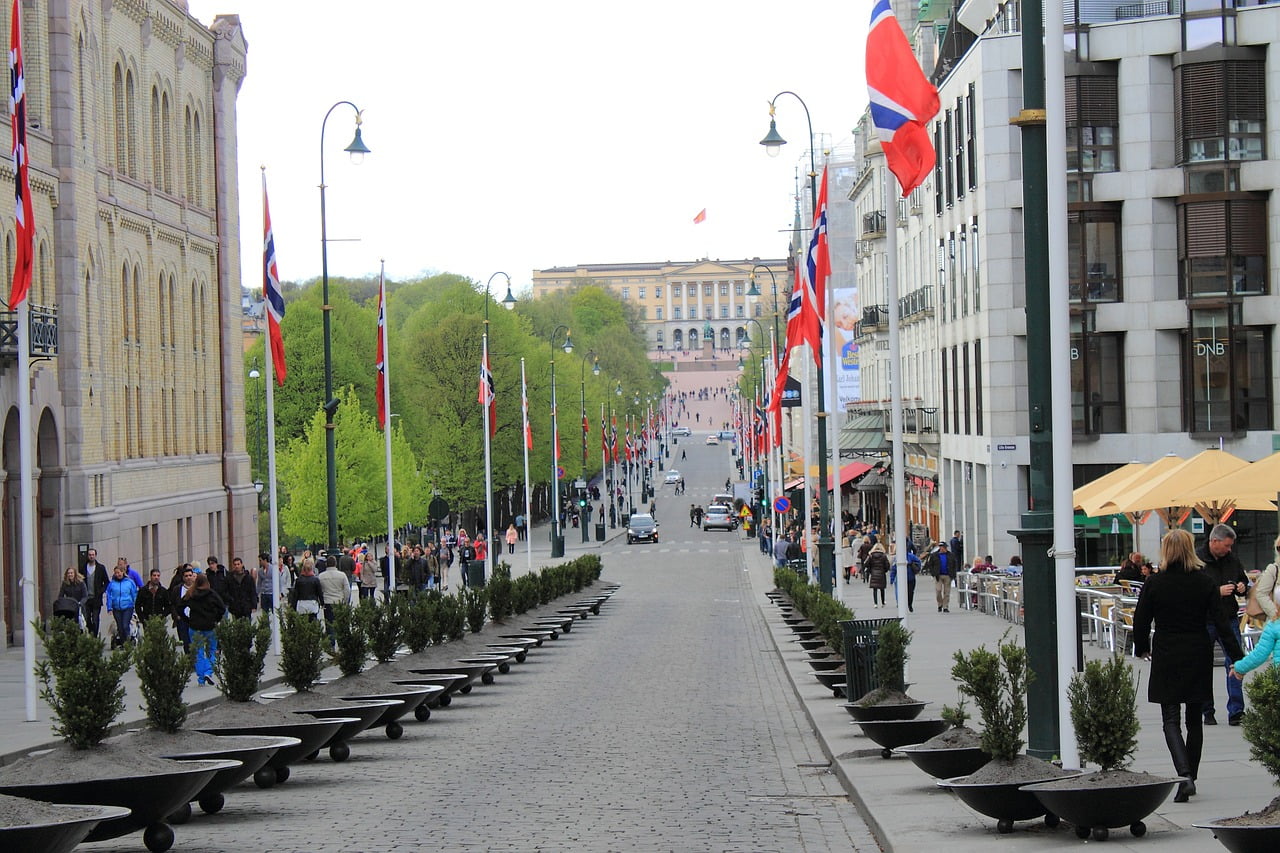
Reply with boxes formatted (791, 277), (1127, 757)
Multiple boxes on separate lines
(158, 271), (167, 346)
(192, 110), (203, 206)
(183, 106), (194, 199)
(720, 328), (730, 349)
(113, 65), (126, 171)
(688, 327), (698, 347)
(735, 326), (747, 345)
(121, 262), (132, 339)
(656, 329), (664, 343)
(672, 329), (683, 349)
(167, 273), (176, 347)
(132, 263), (142, 344)
(76, 32), (87, 142)
(125, 69), (137, 177)
(151, 86), (161, 186)
(161, 91), (173, 193)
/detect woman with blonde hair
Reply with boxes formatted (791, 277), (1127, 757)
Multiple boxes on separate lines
(863, 543), (890, 608)
(1133, 528), (1244, 803)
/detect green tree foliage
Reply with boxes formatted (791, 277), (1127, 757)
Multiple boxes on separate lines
(136, 616), (193, 732)
(214, 613), (272, 702)
(1067, 654), (1139, 771)
(35, 618), (131, 749)
(951, 638), (1034, 761)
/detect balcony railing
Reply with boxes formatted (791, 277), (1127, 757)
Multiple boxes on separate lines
(899, 286), (935, 321)
(861, 304), (889, 330)
(861, 210), (887, 238)
(0, 305), (59, 360)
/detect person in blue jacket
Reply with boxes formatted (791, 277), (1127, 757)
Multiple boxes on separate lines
(105, 562), (139, 647)
(1232, 620), (1280, 679)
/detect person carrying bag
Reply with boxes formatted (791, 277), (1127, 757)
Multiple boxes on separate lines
(1245, 534), (1280, 622)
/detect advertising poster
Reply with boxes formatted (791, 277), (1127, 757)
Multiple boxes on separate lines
(832, 286), (860, 406)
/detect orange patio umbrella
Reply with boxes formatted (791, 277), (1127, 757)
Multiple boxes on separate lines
(1073, 462), (1147, 512)
(1080, 454), (1183, 520)
(1170, 450), (1280, 518)
(1098, 449), (1249, 526)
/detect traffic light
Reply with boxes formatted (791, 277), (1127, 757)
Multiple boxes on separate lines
(756, 488), (767, 508)
(577, 489), (587, 508)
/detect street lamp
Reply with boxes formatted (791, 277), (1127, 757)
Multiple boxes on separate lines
(549, 325), (573, 557)
(248, 359), (263, 483)
(578, 351), (598, 543)
(479, 272), (517, 582)
(758, 90), (834, 595)
(319, 100), (370, 554)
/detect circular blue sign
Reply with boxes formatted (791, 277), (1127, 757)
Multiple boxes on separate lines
(556, 466), (565, 480)
(773, 496), (791, 513)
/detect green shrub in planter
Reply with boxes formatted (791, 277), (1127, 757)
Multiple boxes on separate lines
(1241, 664), (1280, 782)
(280, 607), (326, 692)
(941, 696), (971, 729)
(330, 602), (370, 676)
(135, 615), (194, 732)
(1067, 653), (1139, 771)
(402, 592), (437, 653)
(214, 612), (272, 702)
(873, 621), (911, 694)
(35, 618), (132, 749)
(428, 592), (451, 646)
(462, 587), (488, 634)
(512, 575), (539, 614)
(487, 564), (513, 623)
(440, 594), (466, 642)
(363, 596), (404, 663)
(951, 637), (1033, 762)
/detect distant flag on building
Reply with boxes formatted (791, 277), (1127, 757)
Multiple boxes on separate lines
(9, 0), (33, 307)
(867, 0), (940, 196)
(478, 336), (496, 437)
(692, 208), (707, 224)
(262, 172), (286, 385)
(375, 275), (388, 429)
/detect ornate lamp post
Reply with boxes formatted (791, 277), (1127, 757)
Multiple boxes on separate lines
(758, 90), (834, 595)
(479, 272), (517, 581)
(549, 325), (573, 557)
(319, 101), (371, 554)
(579, 350), (598, 542)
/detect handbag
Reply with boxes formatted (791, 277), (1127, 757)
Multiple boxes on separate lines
(1246, 584), (1264, 617)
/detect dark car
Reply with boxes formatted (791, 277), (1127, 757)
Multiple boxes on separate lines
(626, 513), (659, 544)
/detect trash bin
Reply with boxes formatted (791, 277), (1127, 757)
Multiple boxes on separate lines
(841, 617), (901, 703)
(621, 513), (630, 528)
(550, 532), (565, 558)
(787, 558), (806, 581)
(594, 521), (605, 542)
(467, 561), (486, 588)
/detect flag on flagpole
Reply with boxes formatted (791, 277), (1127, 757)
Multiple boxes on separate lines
(692, 208), (707, 224)
(600, 413), (607, 454)
(867, 0), (940, 197)
(262, 172), (286, 385)
(521, 364), (533, 450)
(375, 276), (388, 429)
(478, 337), (496, 437)
(9, 0), (34, 307)
(803, 165), (831, 355)
(582, 414), (589, 437)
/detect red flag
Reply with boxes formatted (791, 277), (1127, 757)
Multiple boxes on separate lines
(867, 0), (940, 196)
(692, 208), (706, 224)
(262, 172), (286, 385)
(478, 336), (496, 437)
(375, 277), (388, 429)
(582, 414), (589, 436)
(803, 165), (831, 356)
(9, 0), (33, 307)
(521, 366), (533, 450)
(600, 414), (607, 453)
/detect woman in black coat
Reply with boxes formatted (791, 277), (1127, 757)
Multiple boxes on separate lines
(1133, 529), (1244, 803)
(863, 543), (890, 608)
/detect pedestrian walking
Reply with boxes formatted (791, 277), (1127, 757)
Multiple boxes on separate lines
(105, 562), (138, 647)
(506, 524), (518, 554)
(1197, 523), (1249, 725)
(864, 544), (889, 608)
(924, 541), (954, 612)
(184, 573), (225, 686)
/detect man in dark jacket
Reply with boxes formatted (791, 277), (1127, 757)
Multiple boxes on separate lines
(82, 548), (110, 637)
(205, 555), (229, 602)
(135, 568), (170, 624)
(1197, 524), (1249, 725)
(225, 556), (257, 619)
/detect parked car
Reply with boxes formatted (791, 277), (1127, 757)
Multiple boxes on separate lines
(718, 430), (736, 441)
(626, 513), (659, 544)
(671, 426), (691, 436)
(664, 470), (681, 484)
(705, 434), (720, 446)
(701, 505), (737, 531)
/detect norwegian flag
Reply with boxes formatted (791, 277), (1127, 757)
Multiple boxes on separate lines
(600, 414), (607, 454)
(610, 416), (619, 462)
(867, 0), (940, 196)
(478, 336), (496, 437)
(375, 276), (388, 429)
(521, 362), (533, 450)
(9, 0), (33, 307)
(801, 165), (831, 364)
(754, 404), (766, 454)
(262, 172), (286, 384)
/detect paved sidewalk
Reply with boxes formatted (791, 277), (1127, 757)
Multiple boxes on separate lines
(738, 535), (1271, 852)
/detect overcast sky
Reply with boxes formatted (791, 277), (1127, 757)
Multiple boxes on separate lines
(184, 1), (870, 293)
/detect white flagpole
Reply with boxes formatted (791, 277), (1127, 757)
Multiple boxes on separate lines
(768, 330), (779, 550)
(825, 269), (845, 603)
(379, 263), (396, 598)
(599, 402), (607, 532)
(18, 302), (36, 720)
(802, 349), (814, 584)
(521, 358), (533, 573)
(264, 298), (283, 654)
(885, 173), (909, 623)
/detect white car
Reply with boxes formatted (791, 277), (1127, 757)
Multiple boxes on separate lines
(705, 434), (720, 446)
(664, 470), (681, 484)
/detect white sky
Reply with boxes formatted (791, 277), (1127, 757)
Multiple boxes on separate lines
(184, 0), (869, 292)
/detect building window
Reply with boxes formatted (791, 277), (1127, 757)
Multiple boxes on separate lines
(690, 306), (697, 319)
(621, 287), (630, 299)
(974, 339), (984, 435)
(638, 286), (646, 299)
(719, 283), (729, 297)
(970, 217), (980, 311)
(1071, 314), (1125, 435)
(719, 306), (727, 318)
(962, 343), (971, 434)
(673, 284), (681, 297)
(656, 329), (664, 343)
(735, 305), (744, 318)
(655, 286), (662, 298)
(1177, 196), (1267, 297)
(966, 82), (977, 190)
(941, 348), (950, 433)
(1183, 305), (1272, 433)
(944, 109), (954, 208)
(1066, 70), (1119, 203)
(639, 307), (647, 319)
(673, 306), (681, 319)
(734, 282), (743, 296)
(755, 304), (762, 317)
(954, 96), (965, 199)
(1068, 205), (1122, 302)
(703, 283), (712, 297)
(655, 307), (663, 320)
(673, 329), (683, 349)
(933, 121), (944, 215)
(1176, 57), (1265, 167)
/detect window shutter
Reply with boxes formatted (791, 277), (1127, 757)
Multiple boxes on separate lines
(1228, 198), (1266, 256)
(1179, 201), (1227, 258)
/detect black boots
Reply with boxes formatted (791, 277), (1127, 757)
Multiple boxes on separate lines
(1163, 703), (1199, 802)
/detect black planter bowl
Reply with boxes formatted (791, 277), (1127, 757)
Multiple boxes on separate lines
(339, 685), (441, 731)
(493, 635), (540, 651)
(277, 700), (399, 759)
(807, 657), (846, 673)
(798, 637), (829, 651)
(517, 625), (559, 640)
(792, 628), (822, 640)
(843, 701), (927, 722)
(1022, 773), (1179, 841)
(412, 664), (494, 692)
(812, 670), (847, 696)
(940, 772), (1075, 834)
(556, 606), (591, 619)
(158, 734), (298, 813)
(457, 656), (508, 678)
(534, 615), (575, 632)
(897, 744), (992, 779)
(195, 716), (346, 785)
(807, 648), (841, 662)
(856, 718), (950, 759)
(0, 759), (235, 853)
(397, 671), (471, 705)
(571, 598), (604, 614)
(0, 802), (131, 853)
(484, 644), (528, 663)
(1193, 821), (1280, 853)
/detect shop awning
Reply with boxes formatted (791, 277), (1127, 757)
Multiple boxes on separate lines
(781, 461), (873, 494)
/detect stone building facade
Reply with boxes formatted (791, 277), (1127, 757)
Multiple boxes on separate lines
(0, 0), (253, 644)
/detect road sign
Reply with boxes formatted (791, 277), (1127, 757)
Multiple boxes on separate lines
(428, 496), (449, 521)
(773, 496), (791, 513)
(556, 466), (565, 480)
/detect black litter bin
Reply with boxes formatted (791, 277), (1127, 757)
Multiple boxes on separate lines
(787, 558), (807, 581)
(621, 513), (630, 528)
(467, 561), (486, 588)
(594, 522), (605, 542)
(841, 617), (901, 703)
(550, 532), (565, 558)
